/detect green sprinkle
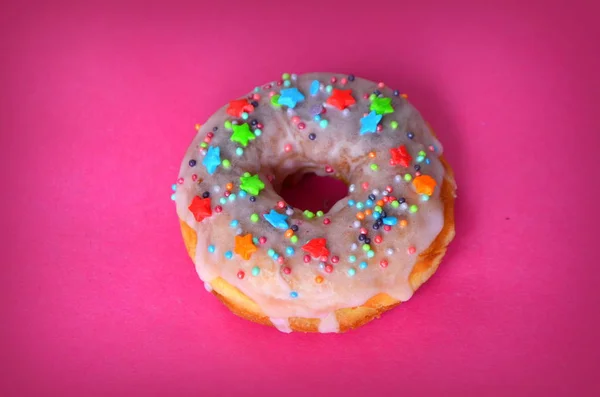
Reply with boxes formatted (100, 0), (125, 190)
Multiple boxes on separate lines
(222, 159), (231, 168)
(362, 244), (371, 252)
(391, 200), (400, 208)
(421, 194), (430, 202)
(419, 150), (426, 156)
(254, 87), (260, 93)
(224, 120), (232, 129)
(404, 174), (412, 182)
(409, 204), (419, 213)
(369, 94), (376, 101)
(347, 268), (356, 277)
(250, 213), (259, 222)
(241, 112), (249, 120)
(325, 85), (333, 93)
(251, 266), (260, 276)
(283, 80), (291, 87)
(219, 197), (226, 205)
(416, 156), (425, 163)
(290, 235), (298, 244)
(349, 255), (356, 263)
(235, 147), (244, 156)
(390, 121), (399, 129)
(374, 205), (382, 212)
(282, 73), (291, 80)
(200, 142), (208, 148)
(304, 210), (315, 219)
(367, 250), (375, 258)
(316, 210), (324, 217)
(271, 94), (282, 107)
(254, 128), (262, 137)
(370, 164), (379, 171)
(228, 193), (236, 201)
(267, 249), (275, 257)
(319, 119), (329, 128)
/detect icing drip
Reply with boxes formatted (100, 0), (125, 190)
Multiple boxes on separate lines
(318, 312), (340, 333)
(269, 318), (292, 333)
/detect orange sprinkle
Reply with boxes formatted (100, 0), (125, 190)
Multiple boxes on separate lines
(365, 209), (372, 216)
(368, 151), (376, 158)
(413, 175), (437, 195)
(356, 212), (365, 220)
(401, 93), (408, 99)
(195, 123), (202, 131)
(376, 200), (384, 207)
(315, 275), (324, 284)
(225, 182), (234, 191)
(400, 219), (408, 227)
(284, 229), (294, 238)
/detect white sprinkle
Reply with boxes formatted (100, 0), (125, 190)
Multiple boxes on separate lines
(382, 191), (389, 196)
(291, 74), (298, 80)
(386, 248), (394, 255)
(349, 184), (355, 193)
(350, 243), (357, 251)
(394, 175), (402, 183)
(320, 83), (325, 90)
(286, 108), (296, 117)
(342, 109), (351, 117)
(400, 203), (408, 210)
(236, 228), (243, 235)
(286, 209), (294, 216)
(372, 189), (380, 195)
(319, 262), (325, 270)
(213, 185), (221, 192)
(232, 120), (239, 125)
(353, 220), (361, 228)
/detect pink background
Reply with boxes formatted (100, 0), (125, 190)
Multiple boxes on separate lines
(2, 0), (599, 395)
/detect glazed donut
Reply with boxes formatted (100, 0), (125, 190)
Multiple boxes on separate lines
(173, 72), (456, 333)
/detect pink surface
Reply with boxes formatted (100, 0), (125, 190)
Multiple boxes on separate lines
(2, 0), (599, 395)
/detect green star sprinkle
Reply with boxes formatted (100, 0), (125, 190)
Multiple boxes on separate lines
(230, 123), (256, 147)
(370, 97), (394, 115)
(239, 173), (265, 196)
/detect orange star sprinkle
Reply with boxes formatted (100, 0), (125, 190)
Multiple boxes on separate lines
(326, 89), (356, 110)
(226, 98), (254, 118)
(188, 196), (212, 222)
(234, 233), (257, 260)
(413, 175), (437, 195)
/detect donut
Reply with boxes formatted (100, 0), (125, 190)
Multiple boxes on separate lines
(173, 72), (456, 333)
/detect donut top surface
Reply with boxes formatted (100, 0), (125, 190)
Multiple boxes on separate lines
(174, 72), (447, 329)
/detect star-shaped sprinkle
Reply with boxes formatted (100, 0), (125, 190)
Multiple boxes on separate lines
(188, 196), (212, 222)
(310, 80), (320, 95)
(234, 233), (257, 260)
(230, 123), (256, 147)
(326, 89), (356, 110)
(227, 98), (254, 118)
(359, 111), (382, 135)
(202, 146), (221, 175)
(277, 87), (305, 108)
(389, 145), (412, 167)
(264, 209), (289, 229)
(370, 97), (394, 115)
(239, 173), (265, 196)
(413, 175), (437, 195)
(302, 238), (330, 258)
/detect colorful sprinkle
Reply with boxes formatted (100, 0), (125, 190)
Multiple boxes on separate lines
(277, 88), (305, 108)
(202, 146), (221, 175)
(208, 245), (215, 253)
(264, 209), (289, 229)
(347, 268), (356, 277)
(250, 213), (259, 222)
(370, 97), (394, 115)
(359, 111), (382, 135)
(239, 173), (265, 195)
(251, 266), (260, 276)
(290, 291), (298, 298)
(326, 89), (356, 110)
(225, 250), (233, 259)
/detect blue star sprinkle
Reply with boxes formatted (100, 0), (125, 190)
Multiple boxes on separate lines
(277, 88), (305, 108)
(359, 111), (382, 135)
(310, 80), (320, 96)
(202, 146), (221, 175)
(263, 209), (289, 229)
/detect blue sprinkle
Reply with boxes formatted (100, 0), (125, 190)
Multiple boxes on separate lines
(230, 220), (239, 228)
(425, 158), (431, 164)
(170, 193), (176, 201)
(348, 200), (355, 207)
(228, 193), (237, 201)
(286, 246), (295, 256)
(254, 128), (262, 137)
(290, 291), (299, 299)
(373, 211), (381, 219)
(310, 80), (320, 95)
(313, 114), (321, 121)
(365, 199), (374, 207)
(272, 253), (279, 260)
(239, 190), (247, 198)
(347, 268), (356, 277)
(225, 251), (233, 259)
(171, 184), (177, 191)
(208, 245), (215, 253)
(359, 261), (368, 269)
(283, 80), (291, 87)
(421, 194), (430, 202)
(382, 217), (398, 226)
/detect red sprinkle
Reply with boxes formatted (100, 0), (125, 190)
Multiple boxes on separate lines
(277, 201), (286, 209)
(363, 93), (369, 99)
(330, 77), (337, 83)
(237, 271), (245, 279)
(362, 182), (369, 190)
(323, 218), (331, 225)
(331, 256), (339, 263)
(380, 259), (388, 268)
(207, 132), (214, 138)
(259, 236), (267, 244)
(382, 196), (390, 203)
(203, 137), (211, 143)
(257, 123), (264, 129)
(376, 125), (383, 132)
(408, 246), (416, 255)
(325, 264), (333, 273)
(319, 255), (329, 262)
(191, 174), (198, 182)
(383, 225), (392, 232)
(277, 256), (284, 264)
(277, 80), (283, 86)
(303, 255), (311, 263)
(291, 116), (300, 124)
(385, 185), (393, 192)
(374, 235), (383, 244)
(341, 78), (347, 85)
(177, 177), (184, 184)
(284, 144), (292, 152)
(378, 82), (385, 88)
(224, 191), (230, 197)
(283, 266), (291, 274)
(325, 165), (333, 173)
(360, 227), (368, 234)
(214, 205), (222, 213)
(298, 122), (306, 130)
(252, 94), (261, 101)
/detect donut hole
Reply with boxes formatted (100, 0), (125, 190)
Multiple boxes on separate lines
(278, 172), (348, 213)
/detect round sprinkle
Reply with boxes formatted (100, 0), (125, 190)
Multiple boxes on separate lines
(200, 142), (208, 148)
(356, 202), (364, 210)
(250, 213), (259, 222)
(348, 200), (355, 207)
(359, 261), (368, 269)
(323, 218), (331, 225)
(380, 259), (388, 268)
(236, 147), (244, 156)
(308, 133), (316, 140)
(188, 159), (197, 167)
(348, 255), (357, 263)
(408, 246), (416, 254)
(282, 73), (290, 80)
(290, 235), (298, 244)
(390, 121), (399, 129)
(290, 291), (298, 299)
(315, 275), (324, 284)
(284, 144), (292, 152)
(219, 197), (226, 205)
(224, 120), (232, 129)
(353, 221), (361, 228)
(374, 235), (383, 244)
(303, 255), (311, 263)
(283, 80), (291, 87)
(324, 264), (333, 273)
(283, 266), (291, 274)
(230, 220), (239, 228)
(225, 251), (233, 259)
(350, 243), (358, 250)
(267, 249), (275, 257)
(325, 85), (333, 93)
(316, 210), (324, 217)
(237, 270), (245, 279)
(362, 244), (371, 252)
(331, 256), (340, 264)
(241, 112), (249, 120)
(400, 219), (408, 227)
(254, 129), (262, 137)
(286, 247), (295, 256)
(370, 164), (379, 171)
(214, 205), (222, 213)
(348, 74), (355, 81)
(222, 159), (231, 168)
(367, 250), (375, 258)
(347, 268), (356, 277)
(251, 266), (260, 276)
(319, 119), (329, 128)
(208, 245), (215, 253)
(407, 132), (414, 139)
(409, 205), (419, 213)
(202, 191), (210, 198)
(404, 174), (412, 182)
(258, 236), (267, 244)
(228, 193), (236, 201)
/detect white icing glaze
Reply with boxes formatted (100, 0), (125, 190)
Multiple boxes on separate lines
(318, 312), (340, 333)
(175, 72), (448, 332)
(269, 318), (292, 333)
